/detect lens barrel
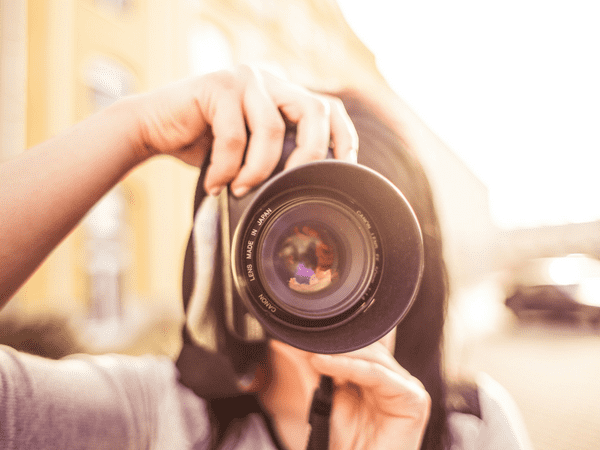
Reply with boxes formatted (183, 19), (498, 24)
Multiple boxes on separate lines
(231, 160), (423, 354)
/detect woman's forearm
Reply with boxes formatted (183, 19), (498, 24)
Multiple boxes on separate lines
(0, 98), (144, 306)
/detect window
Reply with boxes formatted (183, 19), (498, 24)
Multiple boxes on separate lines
(85, 57), (135, 111)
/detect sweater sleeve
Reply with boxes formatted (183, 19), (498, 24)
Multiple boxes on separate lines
(447, 373), (534, 450)
(0, 344), (211, 450)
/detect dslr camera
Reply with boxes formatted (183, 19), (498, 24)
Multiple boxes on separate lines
(219, 128), (424, 354)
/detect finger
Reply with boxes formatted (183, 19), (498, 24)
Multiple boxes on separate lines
(282, 95), (331, 169)
(202, 94), (248, 196)
(311, 353), (399, 392)
(327, 96), (359, 164)
(261, 73), (331, 169)
(334, 342), (414, 381)
(230, 68), (286, 197)
(310, 353), (428, 410)
(311, 341), (425, 394)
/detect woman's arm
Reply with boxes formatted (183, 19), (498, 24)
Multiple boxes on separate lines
(0, 100), (141, 305)
(0, 344), (212, 449)
(0, 65), (357, 307)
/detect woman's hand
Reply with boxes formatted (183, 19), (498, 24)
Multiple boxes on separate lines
(310, 342), (431, 450)
(131, 65), (358, 197)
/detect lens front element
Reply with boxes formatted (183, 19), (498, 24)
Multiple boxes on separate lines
(256, 198), (376, 325)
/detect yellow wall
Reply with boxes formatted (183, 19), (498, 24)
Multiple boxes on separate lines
(21, 0), (78, 314)
(16, 1), (199, 356)
(192, 0), (384, 93)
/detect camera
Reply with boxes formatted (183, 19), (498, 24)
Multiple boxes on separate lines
(220, 128), (424, 354)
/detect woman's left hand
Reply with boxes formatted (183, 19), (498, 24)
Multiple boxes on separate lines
(310, 342), (431, 450)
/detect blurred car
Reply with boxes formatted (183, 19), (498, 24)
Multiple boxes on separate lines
(505, 254), (600, 326)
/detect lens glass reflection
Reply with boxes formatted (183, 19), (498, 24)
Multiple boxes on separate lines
(275, 223), (340, 294)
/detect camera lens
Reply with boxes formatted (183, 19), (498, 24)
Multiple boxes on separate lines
(231, 160), (423, 353)
(256, 198), (376, 323)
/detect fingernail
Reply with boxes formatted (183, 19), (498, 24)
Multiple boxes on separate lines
(208, 185), (224, 197)
(232, 185), (249, 197)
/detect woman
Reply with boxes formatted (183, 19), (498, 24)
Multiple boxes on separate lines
(0, 66), (530, 449)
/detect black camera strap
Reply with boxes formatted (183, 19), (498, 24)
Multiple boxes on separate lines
(306, 375), (334, 450)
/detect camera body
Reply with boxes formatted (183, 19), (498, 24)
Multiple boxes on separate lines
(220, 129), (424, 354)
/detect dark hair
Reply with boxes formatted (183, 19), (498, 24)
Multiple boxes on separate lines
(180, 90), (449, 450)
(337, 91), (449, 450)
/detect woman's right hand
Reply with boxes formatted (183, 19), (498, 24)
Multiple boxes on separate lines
(310, 342), (431, 450)
(129, 65), (358, 197)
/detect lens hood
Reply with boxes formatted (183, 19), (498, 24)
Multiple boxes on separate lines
(230, 160), (424, 354)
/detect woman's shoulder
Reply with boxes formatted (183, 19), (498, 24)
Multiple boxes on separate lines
(447, 373), (533, 450)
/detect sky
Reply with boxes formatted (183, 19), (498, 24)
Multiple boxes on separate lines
(337, 0), (600, 229)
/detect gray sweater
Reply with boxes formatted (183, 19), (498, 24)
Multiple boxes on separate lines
(0, 345), (531, 449)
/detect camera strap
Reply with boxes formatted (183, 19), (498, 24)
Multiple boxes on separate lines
(306, 375), (334, 450)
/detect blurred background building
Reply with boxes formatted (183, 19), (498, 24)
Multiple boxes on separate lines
(1, 1), (599, 448)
